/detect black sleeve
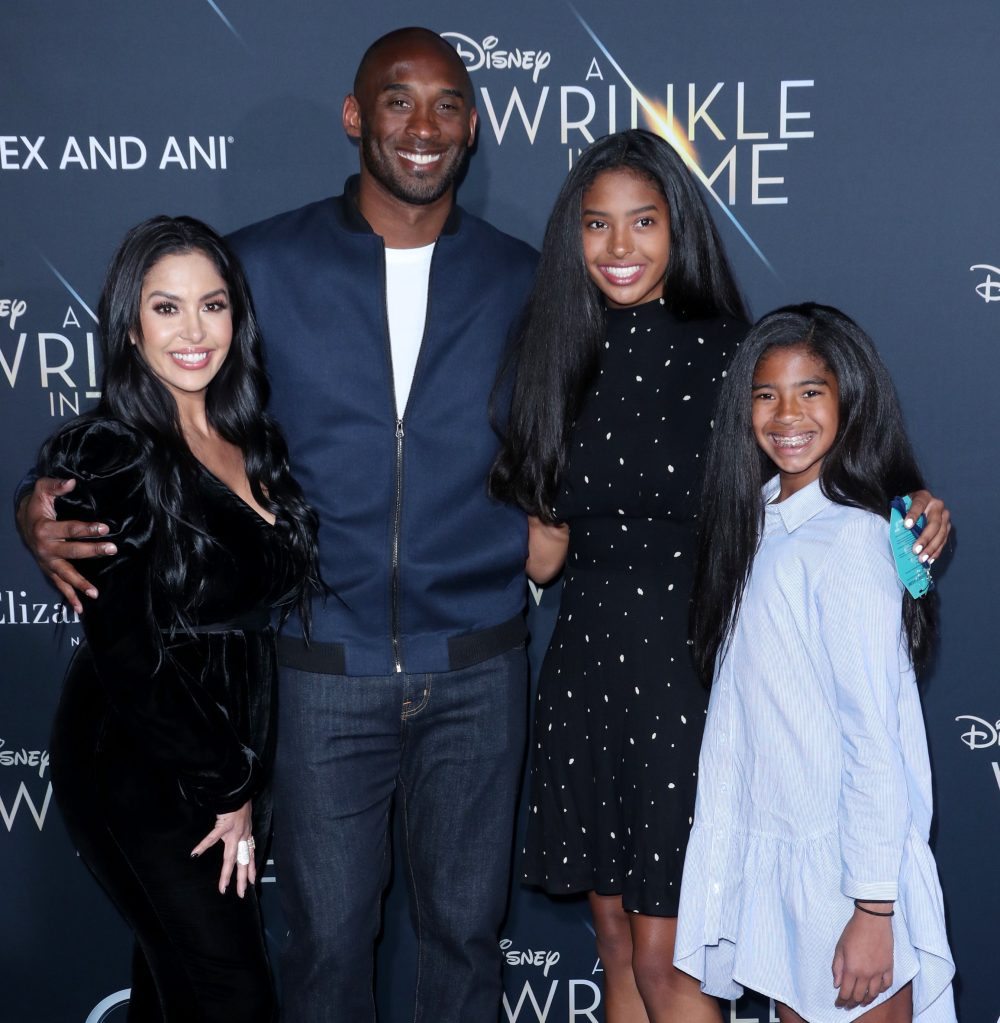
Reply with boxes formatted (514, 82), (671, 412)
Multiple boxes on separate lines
(47, 419), (261, 812)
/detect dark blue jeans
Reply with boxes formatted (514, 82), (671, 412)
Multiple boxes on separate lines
(273, 648), (528, 1022)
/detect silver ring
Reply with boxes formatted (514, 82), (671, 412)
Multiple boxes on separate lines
(236, 840), (251, 866)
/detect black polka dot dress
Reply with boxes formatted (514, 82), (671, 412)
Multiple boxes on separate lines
(522, 299), (745, 917)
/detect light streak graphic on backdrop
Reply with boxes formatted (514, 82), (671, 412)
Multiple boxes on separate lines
(201, 0), (249, 48)
(39, 257), (98, 323)
(568, 3), (777, 276)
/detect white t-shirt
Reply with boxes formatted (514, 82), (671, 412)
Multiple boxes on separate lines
(384, 242), (435, 416)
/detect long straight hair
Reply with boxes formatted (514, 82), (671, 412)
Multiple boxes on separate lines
(689, 303), (937, 683)
(40, 215), (320, 629)
(489, 129), (747, 520)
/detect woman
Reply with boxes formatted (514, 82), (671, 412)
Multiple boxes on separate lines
(39, 216), (320, 1022)
(490, 131), (949, 1022)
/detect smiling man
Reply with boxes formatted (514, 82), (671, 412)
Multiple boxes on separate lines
(19, 25), (537, 1023)
(226, 27), (537, 1022)
(349, 32), (477, 214)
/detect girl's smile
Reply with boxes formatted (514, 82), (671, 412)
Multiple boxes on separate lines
(751, 345), (839, 500)
(581, 168), (671, 308)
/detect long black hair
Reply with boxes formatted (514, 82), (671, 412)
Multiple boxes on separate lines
(40, 215), (320, 630)
(689, 302), (937, 683)
(490, 129), (747, 520)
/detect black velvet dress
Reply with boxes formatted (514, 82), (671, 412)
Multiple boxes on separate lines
(522, 302), (745, 916)
(44, 418), (306, 1023)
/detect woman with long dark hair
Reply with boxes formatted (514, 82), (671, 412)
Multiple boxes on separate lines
(676, 304), (955, 1022)
(492, 129), (748, 1022)
(38, 216), (320, 1022)
(491, 133), (950, 1022)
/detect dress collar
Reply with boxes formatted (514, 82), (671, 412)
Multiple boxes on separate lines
(763, 477), (831, 534)
(604, 297), (673, 330)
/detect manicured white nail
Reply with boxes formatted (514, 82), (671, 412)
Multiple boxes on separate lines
(913, 544), (923, 554)
(919, 553), (929, 563)
(904, 517), (914, 529)
(928, 557), (936, 565)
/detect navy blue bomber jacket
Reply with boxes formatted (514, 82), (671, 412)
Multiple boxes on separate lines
(228, 179), (537, 677)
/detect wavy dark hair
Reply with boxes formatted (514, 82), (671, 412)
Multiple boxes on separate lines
(40, 215), (320, 631)
(689, 302), (937, 683)
(489, 129), (748, 520)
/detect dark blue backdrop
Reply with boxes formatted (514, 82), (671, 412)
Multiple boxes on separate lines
(2, 3), (997, 1021)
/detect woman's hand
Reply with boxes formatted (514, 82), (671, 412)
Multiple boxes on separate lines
(190, 800), (256, 897)
(832, 904), (894, 1009)
(905, 489), (951, 563)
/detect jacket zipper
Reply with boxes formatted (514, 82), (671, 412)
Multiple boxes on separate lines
(391, 417), (404, 672)
(381, 240), (437, 674)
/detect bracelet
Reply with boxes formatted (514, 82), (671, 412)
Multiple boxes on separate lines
(854, 900), (894, 917)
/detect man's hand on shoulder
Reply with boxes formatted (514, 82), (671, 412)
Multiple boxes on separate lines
(16, 477), (116, 613)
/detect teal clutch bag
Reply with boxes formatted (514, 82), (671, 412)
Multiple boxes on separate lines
(889, 496), (934, 599)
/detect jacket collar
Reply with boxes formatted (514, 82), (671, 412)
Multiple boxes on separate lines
(763, 477), (830, 534)
(333, 175), (463, 237)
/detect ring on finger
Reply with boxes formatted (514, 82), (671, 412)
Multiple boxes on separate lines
(236, 840), (251, 867)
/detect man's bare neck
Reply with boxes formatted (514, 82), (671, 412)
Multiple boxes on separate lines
(356, 173), (453, 248)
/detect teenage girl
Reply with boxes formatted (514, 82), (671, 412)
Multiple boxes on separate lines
(491, 129), (748, 1021)
(676, 304), (956, 1022)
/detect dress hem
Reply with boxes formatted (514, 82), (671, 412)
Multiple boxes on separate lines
(522, 871), (681, 918)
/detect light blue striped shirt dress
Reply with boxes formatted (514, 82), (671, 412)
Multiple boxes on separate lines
(674, 478), (956, 1021)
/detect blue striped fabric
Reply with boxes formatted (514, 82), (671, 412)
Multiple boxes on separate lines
(674, 478), (956, 1022)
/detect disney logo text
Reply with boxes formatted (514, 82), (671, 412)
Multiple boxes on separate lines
(442, 33), (551, 84)
(499, 938), (561, 976)
(970, 265), (1000, 303)
(0, 299), (26, 330)
(0, 738), (50, 778)
(954, 715), (1000, 750)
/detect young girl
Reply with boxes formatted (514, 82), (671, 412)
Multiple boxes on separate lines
(676, 305), (956, 1022)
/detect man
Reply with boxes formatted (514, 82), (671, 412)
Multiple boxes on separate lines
(19, 27), (537, 1022)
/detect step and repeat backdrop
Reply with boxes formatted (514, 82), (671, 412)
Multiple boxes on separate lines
(2, 2), (997, 1021)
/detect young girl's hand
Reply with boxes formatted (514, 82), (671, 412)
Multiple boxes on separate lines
(904, 489), (950, 563)
(526, 516), (570, 585)
(832, 905), (893, 1009)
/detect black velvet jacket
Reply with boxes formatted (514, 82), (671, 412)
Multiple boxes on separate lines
(45, 417), (303, 814)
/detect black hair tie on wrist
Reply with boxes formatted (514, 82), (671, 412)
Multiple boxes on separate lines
(854, 901), (894, 917)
